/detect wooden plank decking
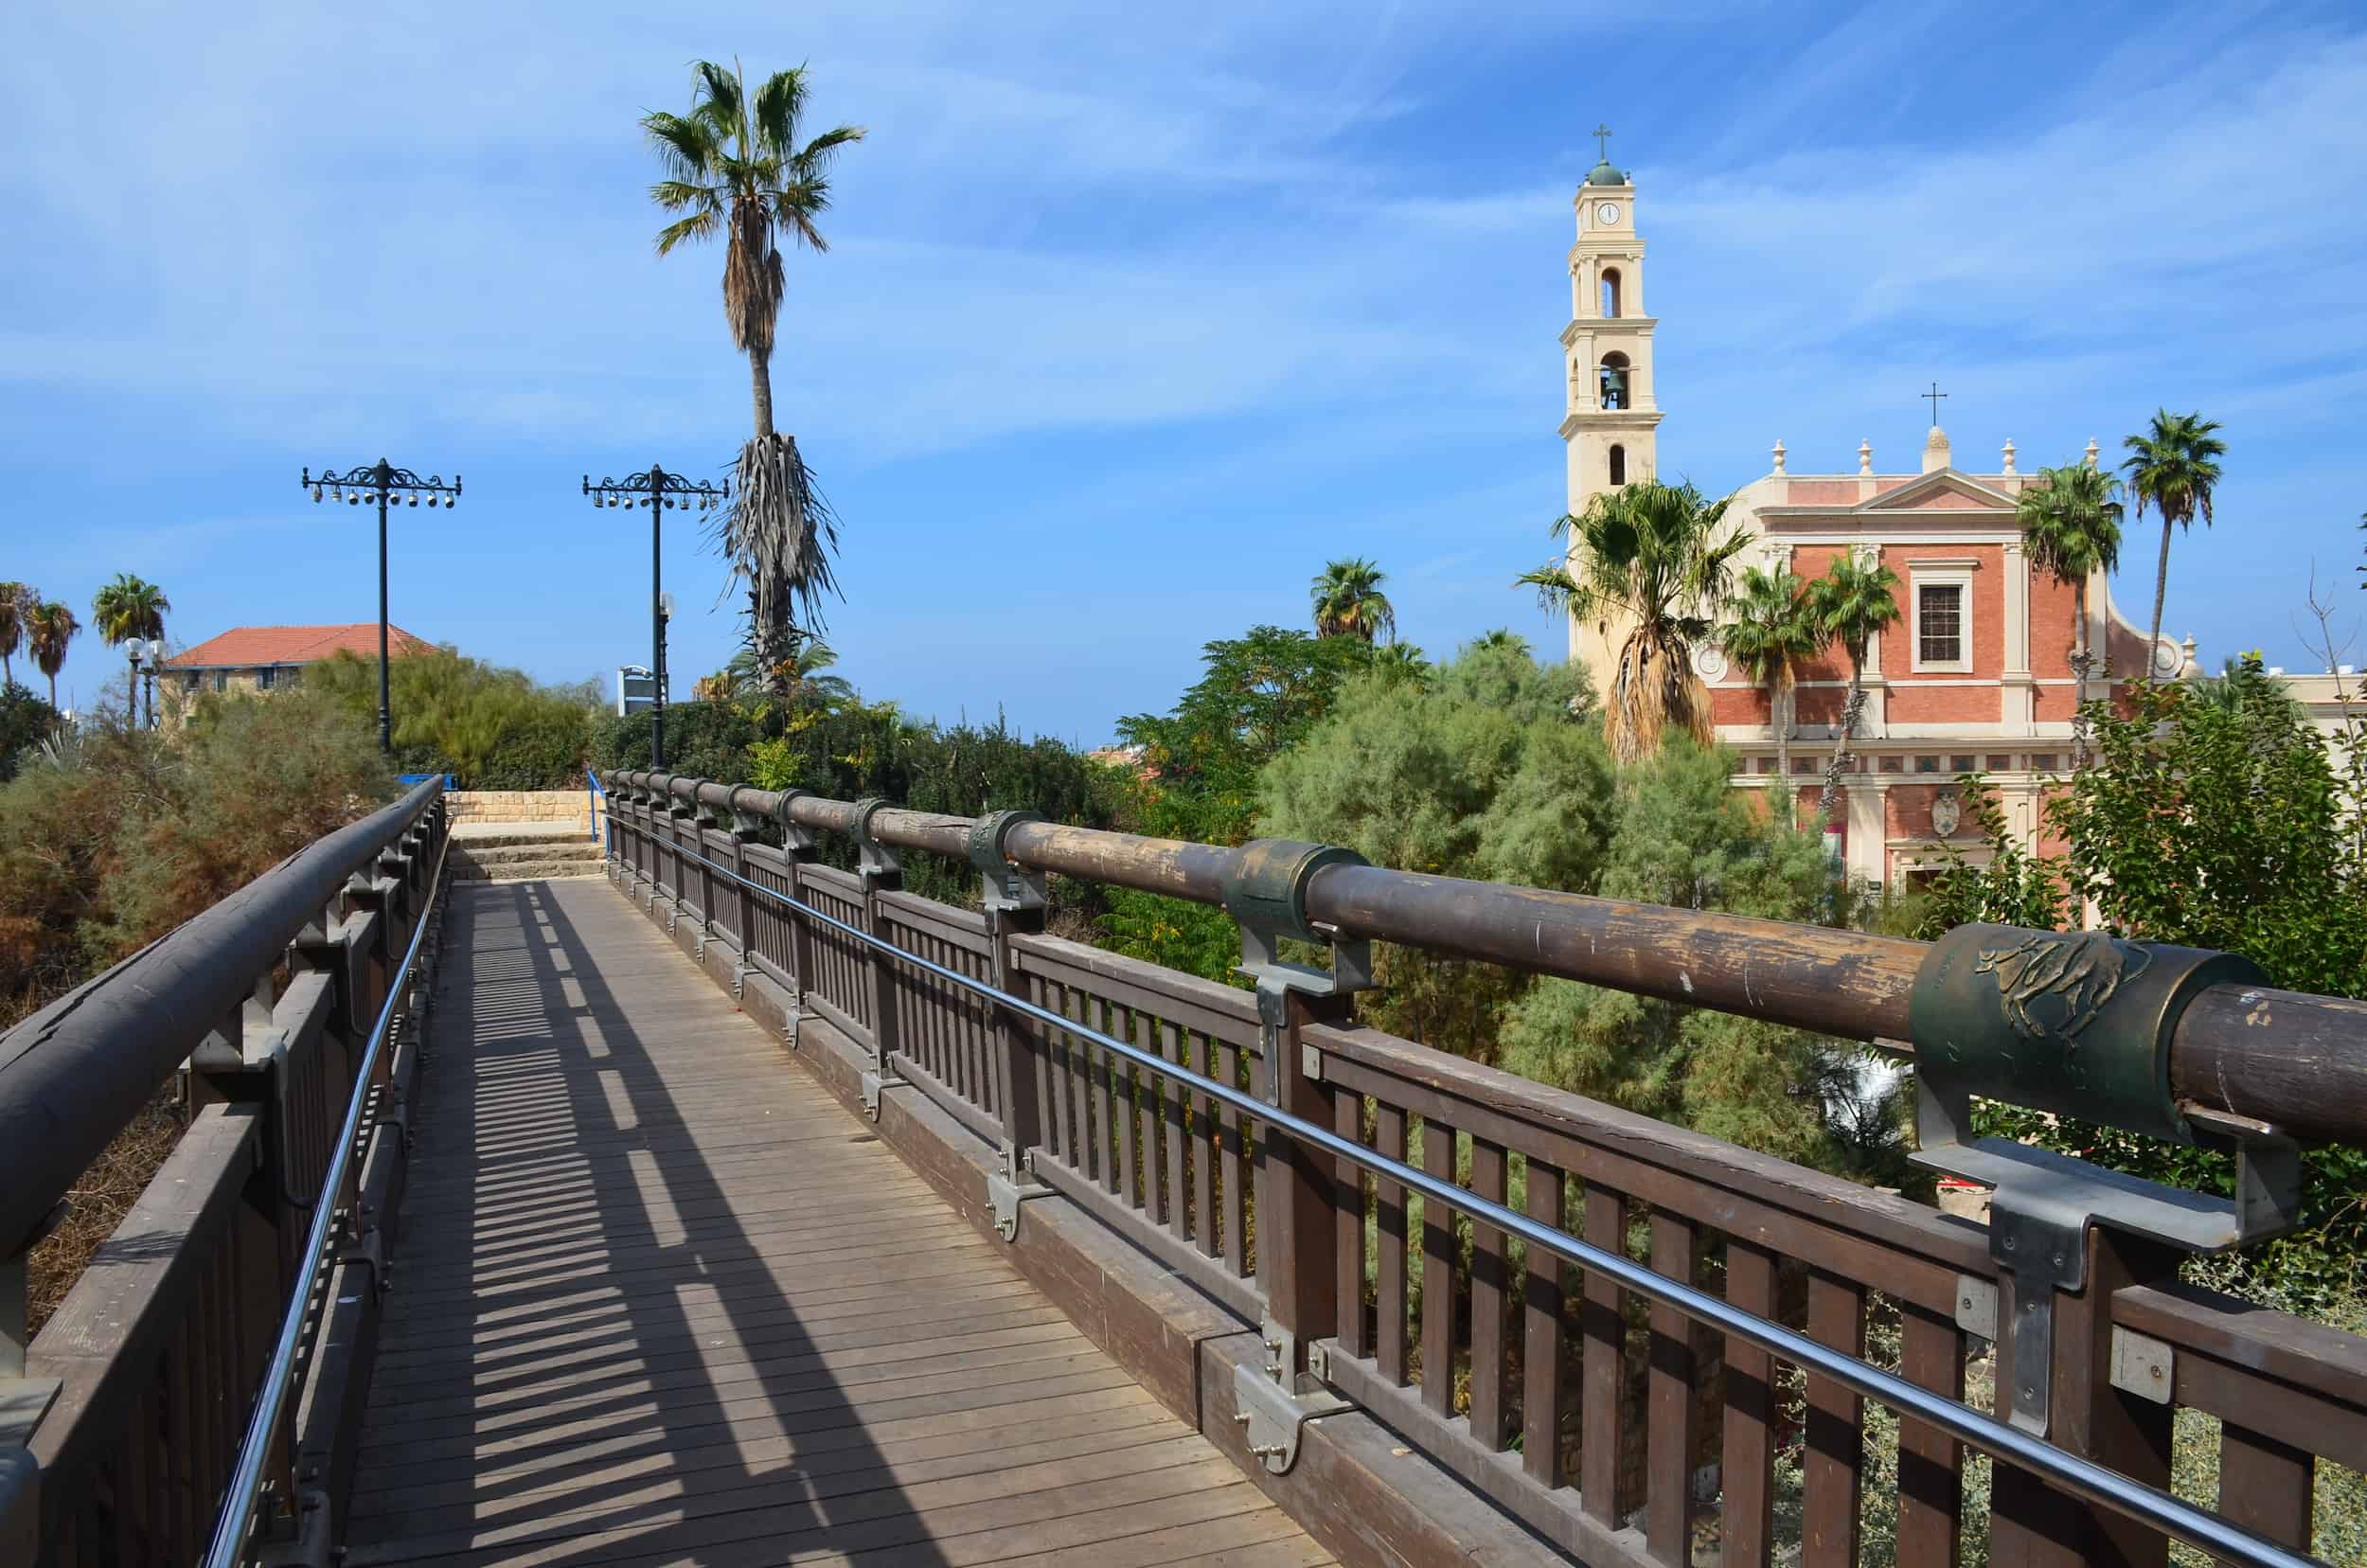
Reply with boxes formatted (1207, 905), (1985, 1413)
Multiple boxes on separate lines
(347, 878), (1329, 1568)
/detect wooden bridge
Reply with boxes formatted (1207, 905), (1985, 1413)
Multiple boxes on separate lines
(4, 775), (2366, 1567)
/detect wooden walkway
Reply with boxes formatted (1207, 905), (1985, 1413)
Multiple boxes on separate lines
(347, 878), (1330, 1568)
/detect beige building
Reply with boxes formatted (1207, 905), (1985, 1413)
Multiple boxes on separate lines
(1556, 152), (2187, 889)
(161, 623), (432, 723)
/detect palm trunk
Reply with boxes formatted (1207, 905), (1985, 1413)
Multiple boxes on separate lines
(1772, 678), (1789, 781)
(1822, 665), (1864, 829)
(750, 349), (775, 440)
(2070, 580), (2091, 771)
(1, 652), (10, 687)
(46, 673), (57, 708)
(2147, 513), (2172, 655)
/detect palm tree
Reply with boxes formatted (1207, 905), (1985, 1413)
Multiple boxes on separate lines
(27, 601), (79, 710)
(646, 62), (863, 700)
(1372, 641), (1430, 685)
(1309, 557), (1397, 643)
(2121, 410), (2226, 659)
(1519, 480), (1748, 765)
(1469, 630), (1533, 658)
(1801, 554), (1902, 826)
(92, 573), (169, 646)
(0, 581), (33, 688)
(2018, 463), (2125, 766)
(1715, 566), (1818, 781)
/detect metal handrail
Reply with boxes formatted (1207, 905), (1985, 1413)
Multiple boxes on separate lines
(202, 818), (452, 1568)
(632, 823), (2323, 1568)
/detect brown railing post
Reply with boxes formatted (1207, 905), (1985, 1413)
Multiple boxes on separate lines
(852, 799), (906, 1119)
(970, 811), (1053, 1240)
(1262, 985), (1354, 1364)
(1989, 1228), (2178, 1568)
(727, 787), (764, 997)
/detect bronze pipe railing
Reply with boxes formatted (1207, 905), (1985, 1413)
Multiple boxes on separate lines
(611, 770), (2367, 1145)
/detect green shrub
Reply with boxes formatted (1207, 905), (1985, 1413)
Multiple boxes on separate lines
(304, 649), (598, 789)
(0, 682), (59, 783)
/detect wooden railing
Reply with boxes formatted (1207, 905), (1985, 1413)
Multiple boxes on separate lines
(0, 782), (447, 1565)
(602, 771), (2367, 1568)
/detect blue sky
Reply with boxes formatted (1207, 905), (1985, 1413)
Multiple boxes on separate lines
(6, 1), (2365, 742)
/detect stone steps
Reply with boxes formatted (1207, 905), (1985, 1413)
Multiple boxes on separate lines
(450, 839), (607, 883)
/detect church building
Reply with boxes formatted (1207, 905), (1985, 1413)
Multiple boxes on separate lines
(1557, 145), (2189, 889)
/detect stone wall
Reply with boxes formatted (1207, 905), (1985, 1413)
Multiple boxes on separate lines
(445, 790), (604, 831)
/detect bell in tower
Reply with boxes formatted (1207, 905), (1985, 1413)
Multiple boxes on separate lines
(1598, 353), (1630, 411)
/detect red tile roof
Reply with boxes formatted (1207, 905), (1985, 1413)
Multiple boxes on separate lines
(165, 625), (436, 669)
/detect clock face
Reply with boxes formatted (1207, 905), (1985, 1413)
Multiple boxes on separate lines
(1596, 202), (1621, 224)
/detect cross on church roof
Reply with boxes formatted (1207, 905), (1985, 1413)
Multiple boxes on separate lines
(1593, 123), (1613, 161)
(1922, 381), (1949, 425)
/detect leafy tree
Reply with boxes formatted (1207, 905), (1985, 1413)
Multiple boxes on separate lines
(1518, 480), (1748, 766)
(1801, 554), (1902, 824)
(645, 61), (863, 697)
(303, 649), (597, 788)
(1114, 625), (1374, 845)
(2192, 650), (2299, 719)
(1309, 557), (1397, 643)
(0, 582), (33, 687)
(2122, 409), (2227, 653)
(1258, 642), (1609, 1057)
(1469, 630), (1532, 658)
(0, 684), (60, 785)
(2017, 461), (2124, 764)
(92, 573), (169, 647)
(1924, 677), (2367, 1300)
(1495, 741), (1898, 1174)
(27, 601), (79, 711)
(1716, 565), (1818, 784)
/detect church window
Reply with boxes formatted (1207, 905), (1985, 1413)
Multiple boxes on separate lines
(1598, 351), (1630, 410)
(1608, 444), (1627, 486)
(1599, 267), (1622, 318)
(1950, 754), (1976, 773)
(1878, 755), (1903, 774)
(1911, 568), (1973, 672)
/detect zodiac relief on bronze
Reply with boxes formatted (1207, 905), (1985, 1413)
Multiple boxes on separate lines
(1973, 930), (2151, 1042)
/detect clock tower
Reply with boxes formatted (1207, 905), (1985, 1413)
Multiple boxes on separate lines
(1558, 131), (1663, 667)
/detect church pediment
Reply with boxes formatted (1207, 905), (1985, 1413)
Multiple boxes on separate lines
(1852, 470), (2017, 513)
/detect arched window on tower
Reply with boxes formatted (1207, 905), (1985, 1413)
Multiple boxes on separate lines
(1609, 444), (1627, 486)
(1599, 267), (1622, 318)
(1599, 351), (1630, 411)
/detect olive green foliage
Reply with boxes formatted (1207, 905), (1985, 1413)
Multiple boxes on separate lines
(1258, 644), (1611, 1057)
(0, 686), (394, 1026)
(1254, 641), (1902, 1178)
(1925, 677), (2367, 1302)
(0, 681), (60, 783)
(304, 649), (600, 788)
(1496, 741), (1900, 1174)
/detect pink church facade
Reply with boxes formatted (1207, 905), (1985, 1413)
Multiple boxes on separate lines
(1701, 429), (2186, 888)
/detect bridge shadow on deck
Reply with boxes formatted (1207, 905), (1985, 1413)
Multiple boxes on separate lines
(343, 878), (1313, 1568)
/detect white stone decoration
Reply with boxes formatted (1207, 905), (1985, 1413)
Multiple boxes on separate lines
(1694, 645), (1729, 681)
(1931, 792), (1962, 837)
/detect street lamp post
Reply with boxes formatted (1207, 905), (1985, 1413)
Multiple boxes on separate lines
(581, 464), (728, 770)
(140, 639), (161, 728)
(301, 459), (461, 753)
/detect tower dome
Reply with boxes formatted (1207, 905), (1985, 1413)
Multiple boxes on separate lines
(1584, 159), (1628, 187)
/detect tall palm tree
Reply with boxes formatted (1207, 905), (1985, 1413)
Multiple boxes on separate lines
(1309, 557), (1397, 643)
(92, 573), (169, 646)
(0, 581), (33, 688)
(2121, 409), (2226, 659)
(1518, 480), (1749, 765)
(27, 600), (79, 709)
(2018, 462), (2125, 766)
(646, 62), (863, 700)
(1801, 554), (1902, 826)
(1715, 565), (1818, 781)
